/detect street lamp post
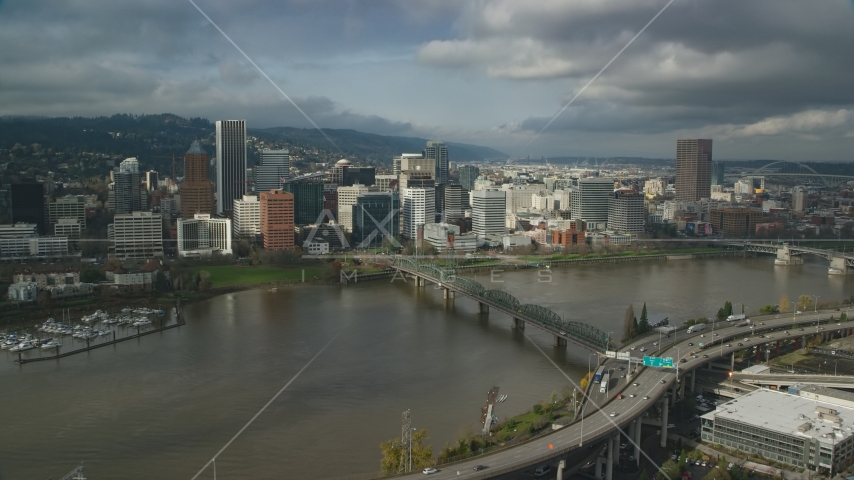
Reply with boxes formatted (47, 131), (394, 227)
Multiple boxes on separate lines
(409, 427), (416, 472)
(814, 295), (820, 313)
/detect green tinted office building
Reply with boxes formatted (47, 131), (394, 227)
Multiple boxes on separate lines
(283, 181), (324, 225)
(352, 192), (399, 248)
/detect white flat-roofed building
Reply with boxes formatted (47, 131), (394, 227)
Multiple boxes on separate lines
(233, 194), (261, 241)
(53, 218), (82, 248)
(701, 389), (854, 474)
(423, 223), (477, 252)
(0, 223), (38, 238)
(49, 195), (87, 229)
(177, 213), (233, 257)
(111, 211), (163, 260)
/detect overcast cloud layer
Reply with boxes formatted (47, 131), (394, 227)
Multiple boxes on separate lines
(1, 0), (853, 160)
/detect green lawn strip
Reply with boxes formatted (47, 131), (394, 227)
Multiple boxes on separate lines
(191, 265), (327, 288)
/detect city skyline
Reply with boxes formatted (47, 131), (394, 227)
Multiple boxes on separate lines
(0, 1), (853, 161)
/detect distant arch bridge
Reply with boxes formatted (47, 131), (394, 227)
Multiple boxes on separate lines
(726, 160), (854, 188)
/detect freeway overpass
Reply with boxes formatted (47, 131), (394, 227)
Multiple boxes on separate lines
(733, 373), (854, 389)
(389, 301), (853, 480)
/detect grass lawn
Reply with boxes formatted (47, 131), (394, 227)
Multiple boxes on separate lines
(191, 265), (328, 288)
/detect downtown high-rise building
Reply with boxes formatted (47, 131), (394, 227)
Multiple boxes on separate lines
(352, 192), (399, 248)
(424, 140), (449, 185)
(459, 165), (479, 191)
(255, 149), (289, 193)
(177, 214), (233, 257)
(608, 190), (645, 234)
(472, 189), (506, 238)
(337, 184), (371, 232)
(233, 194), (261, 241)
(215, 120), (247, 214)
(259, 189), (295, 250)
(113, 158), (142, 214)
(676, 139), (713, 201)
(401, 186), (435, 240)
(282, 180), (325, 225)
(180, 141), (215, 219)
(570, 178), (613, 225)
(11, 182), (46, 235)
(711, 160), (725, 187)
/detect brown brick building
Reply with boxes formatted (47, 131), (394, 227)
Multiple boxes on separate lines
(260, 189), (295, 250)
(676, 139), (712, 201)
(710, 207), (763, 236)
(552, 229), (586, 246)
(180, 141), (215, 219)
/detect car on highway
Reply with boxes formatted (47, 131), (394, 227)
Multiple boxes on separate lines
(639, 347), (647, 352)
(660, 379), (667, 384)
(796, 311), (802, 315)
(423, 467), (438, 474)
(714, 333), (719, 337)
(617, 394), (624, 399)
(680, 358), (687, 363)
(619, 366), (625, 370)
(703, 354), (709, 358)
(743, 338), (749, 341)
(653, 342), (658, 346)
(631, 346), (637, 350)
(737, 343), (743, 346)
(629, 394), (636, 398)
(643, 396), (650, 400)
(473, 465), (487, 471)
(534, 465), (552, 477)
(726, 343), (732, 347)
(633, 382), (640, 386)
(688, 342), (694, 346)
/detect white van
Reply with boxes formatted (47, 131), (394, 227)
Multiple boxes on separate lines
(534, 465), (552, 477)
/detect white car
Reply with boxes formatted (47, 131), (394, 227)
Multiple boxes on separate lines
(667, 424), (675, 428)
(423, 467), (438, 474)
(639, 347), (647, 352)
(609, 411), (618, 417)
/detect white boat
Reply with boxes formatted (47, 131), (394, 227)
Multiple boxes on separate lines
(132, 319), (152, 327)
(1, 339), (17, 350)
(41, 339), (62, 349)
(10, 341), (35, 352)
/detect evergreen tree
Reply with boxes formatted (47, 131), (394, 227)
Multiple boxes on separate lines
(639, 303), (649, 333)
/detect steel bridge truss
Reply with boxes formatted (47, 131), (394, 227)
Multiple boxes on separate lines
(393, 258), (610, 352)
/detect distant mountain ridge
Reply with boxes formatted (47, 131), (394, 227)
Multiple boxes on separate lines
(0, 115), (507, 162)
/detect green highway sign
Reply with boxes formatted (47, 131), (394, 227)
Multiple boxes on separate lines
(643, 356), (674, 368)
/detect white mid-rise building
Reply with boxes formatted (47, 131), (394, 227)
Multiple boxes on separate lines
(177, 214), (233, 257)
(472, 189), (506, 238)
(337, 184), (371, 232)
(608, 190), (645, 234)
(502, 184), (540, 214)
(49, 195), (87, 229)
(643, 178), (666, 197)
(423, 223), (477, 252)
(401, 187), (435, 240)
(233, 194), (261, 240)
(375, 174), (397, 190)
(111, 211), (163, 260)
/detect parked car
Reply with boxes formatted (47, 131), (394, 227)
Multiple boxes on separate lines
(423, 467), (438, 474)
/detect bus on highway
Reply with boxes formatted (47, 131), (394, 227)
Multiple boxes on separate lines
(593, 366), (606, 383)
(599, 374), (610, 393)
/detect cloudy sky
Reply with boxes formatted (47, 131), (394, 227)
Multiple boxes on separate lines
(1, 0), (853, 160)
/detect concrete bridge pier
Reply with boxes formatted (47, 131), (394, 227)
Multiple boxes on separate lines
(776, 341), (780, 358)
(595, 455), (605, 479)
(513, 318), (525, 330)
(829, 256), (849, 275)
(442, 287), (454, 299)
(557, 459), (566, 480)
(634, 418), (642, 466)
(605, 434), (615, 480)
(478, 302), (489, 314)
(690, 370), (696, 393)
(801, 336), (807, 349)
(554, 335), (567, 347)
(612, 435), (620, 466)
(731, 352), (736, 371)
(660, 397), (669, 447)
(756, 347), (761, 362)
(776, 244), (803, 265)
(670, 385), (677, 408)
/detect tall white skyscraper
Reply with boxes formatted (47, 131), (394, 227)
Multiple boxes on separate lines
(255, 149), (289, 193)
(472, 189), (506, 238)
(424, 140), (448, 185)
(402, 187), (435, 240)
(216, 120), (247, 214)
(571, 178), (614, 225)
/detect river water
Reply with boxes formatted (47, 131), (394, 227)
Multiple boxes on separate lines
(1, 256), (851, 479)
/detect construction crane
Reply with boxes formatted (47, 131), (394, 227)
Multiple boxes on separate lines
(151, 153), (180, 179)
